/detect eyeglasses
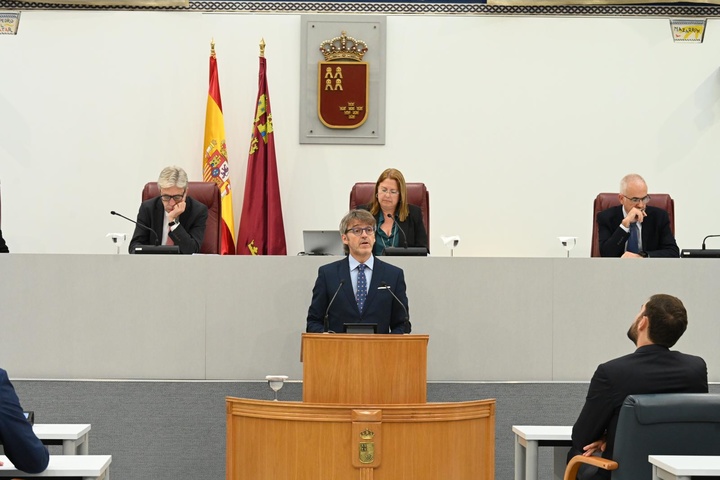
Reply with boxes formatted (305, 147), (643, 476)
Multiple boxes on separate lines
(160, 193), (185, 203)
(623, 195), (651, 204)
(345, 226), (376, 236)
(379, 188), (399, 196)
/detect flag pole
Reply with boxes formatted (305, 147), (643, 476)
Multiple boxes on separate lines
(259, 38), (265, 58)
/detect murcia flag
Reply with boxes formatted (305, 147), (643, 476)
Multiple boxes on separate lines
(237, 42), (287, 255)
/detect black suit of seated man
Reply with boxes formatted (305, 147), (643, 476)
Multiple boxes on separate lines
(128, 166), (207, 254)
(0, 230), (8, 253)
(596, 173), (678, 258)
(0, 368), (49, 473)
(569, 294), (707, 480)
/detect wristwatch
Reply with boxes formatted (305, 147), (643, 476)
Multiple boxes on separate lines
(168, 221), (178, 228)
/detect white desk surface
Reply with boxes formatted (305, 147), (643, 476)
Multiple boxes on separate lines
(649, 455), (720, 476)
(33, 424), (91, 440)
(512, 425), (572, 441)
(0, 454), (111, 476)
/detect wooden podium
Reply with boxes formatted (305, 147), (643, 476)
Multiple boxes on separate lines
(227, 334), (496, 480)
(301, 333), (428, 404)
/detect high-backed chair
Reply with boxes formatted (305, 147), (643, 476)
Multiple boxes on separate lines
(142, 181), (221, 255)
(564, 393), (720, 480)
(349, 182), (430, 240)
(591, 193), (675, 257)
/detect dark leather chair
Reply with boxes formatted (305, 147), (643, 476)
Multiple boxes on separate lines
(591, 193), (675, 257)
(564, 393), (720, 480)
(142, 181), (221, 255)
(349, 182), (430, 241)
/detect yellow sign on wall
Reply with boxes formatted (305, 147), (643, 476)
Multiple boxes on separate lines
(0, 12), (20, 36)
(670, 19), (707, 44)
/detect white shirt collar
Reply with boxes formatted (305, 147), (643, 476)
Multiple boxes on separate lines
(349, 254), (374, 271)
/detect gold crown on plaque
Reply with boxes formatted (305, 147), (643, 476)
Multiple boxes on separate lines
(360, 429), (375, 439)
(320, 31), (368, 62)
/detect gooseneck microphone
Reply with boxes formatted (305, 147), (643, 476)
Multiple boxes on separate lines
(701, 235), (720, 250)
(110, 210), (159, 246)
(378, 281), (411, 333)
(324, 280), (345, 333)
(387, 213), (408, 248)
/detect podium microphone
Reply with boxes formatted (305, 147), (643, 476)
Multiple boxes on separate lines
(110, 210), (159, 245)
(701, 235), (720, 250)
(378, 281), (411, 333)
(387, 213), (408, 248)
(324, 280), (345, 333)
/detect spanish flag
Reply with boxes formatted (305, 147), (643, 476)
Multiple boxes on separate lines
(237, 41), (287, 255)
(202, 41), (236, 255)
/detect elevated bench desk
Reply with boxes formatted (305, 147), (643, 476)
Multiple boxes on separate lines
(33, 424), (91, 455)
(0, 454), (111, 479)
(513, 425), (572, 480)
(650, 455), (720, 480)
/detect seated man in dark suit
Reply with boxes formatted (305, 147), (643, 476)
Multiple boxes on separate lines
(128, 166), (208, 254)
(569, 294), (708, 480)
(306, 209), (410, 334)
(0, 368), (49, 473)
(596, 173), (679, 257)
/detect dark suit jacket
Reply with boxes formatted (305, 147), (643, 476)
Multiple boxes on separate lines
(596, 205), (679, 258)
(359, 203), (428, 255)
(306, 255), (410, 334)
(0, 369), (49, 473)
(0, 229), (8, 253)
(128, 196), (208, 254)
(571, 344), (707, 478)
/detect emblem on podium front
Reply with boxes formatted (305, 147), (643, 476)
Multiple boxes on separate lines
(359, 428), (375, 464)
(318, 31), (369, 129)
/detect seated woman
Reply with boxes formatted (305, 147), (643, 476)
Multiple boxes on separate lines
(359, 168), (428, 256)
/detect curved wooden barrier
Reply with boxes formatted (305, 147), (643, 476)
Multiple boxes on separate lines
(226, 397), (495, 480)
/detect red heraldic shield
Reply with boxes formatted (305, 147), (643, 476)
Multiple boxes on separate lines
(318, 61), (369, 129)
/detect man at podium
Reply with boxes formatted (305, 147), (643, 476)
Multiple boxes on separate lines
(306, 209), (410, 334)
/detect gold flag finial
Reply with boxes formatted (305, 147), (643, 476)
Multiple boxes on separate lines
(259, 38), (266, 58)
(210, 38), (216, 58)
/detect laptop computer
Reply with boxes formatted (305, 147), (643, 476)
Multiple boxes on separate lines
(681, 249), (720, 258)
(302, 230), (345, 256)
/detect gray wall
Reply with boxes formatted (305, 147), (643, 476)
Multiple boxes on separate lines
(2, 255), (718, 382)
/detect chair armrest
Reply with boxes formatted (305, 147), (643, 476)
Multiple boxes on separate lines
(563, 455), (618, 480)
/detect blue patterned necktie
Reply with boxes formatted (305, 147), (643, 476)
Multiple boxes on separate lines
(627, 222), (640, 254)
(356, 264), (367, 313)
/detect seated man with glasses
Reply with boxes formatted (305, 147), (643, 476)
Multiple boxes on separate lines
(306, 209), (410, 334)
(128, 166), (208, 254)
(596, 173), (679, 258)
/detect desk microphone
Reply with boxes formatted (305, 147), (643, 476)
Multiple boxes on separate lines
(378, 281), (411, 333)
(110, 210), (159, 246)
(701, 235), (720, 250)
(324, 280), (345, 333)
(387, 213), (408, 248)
